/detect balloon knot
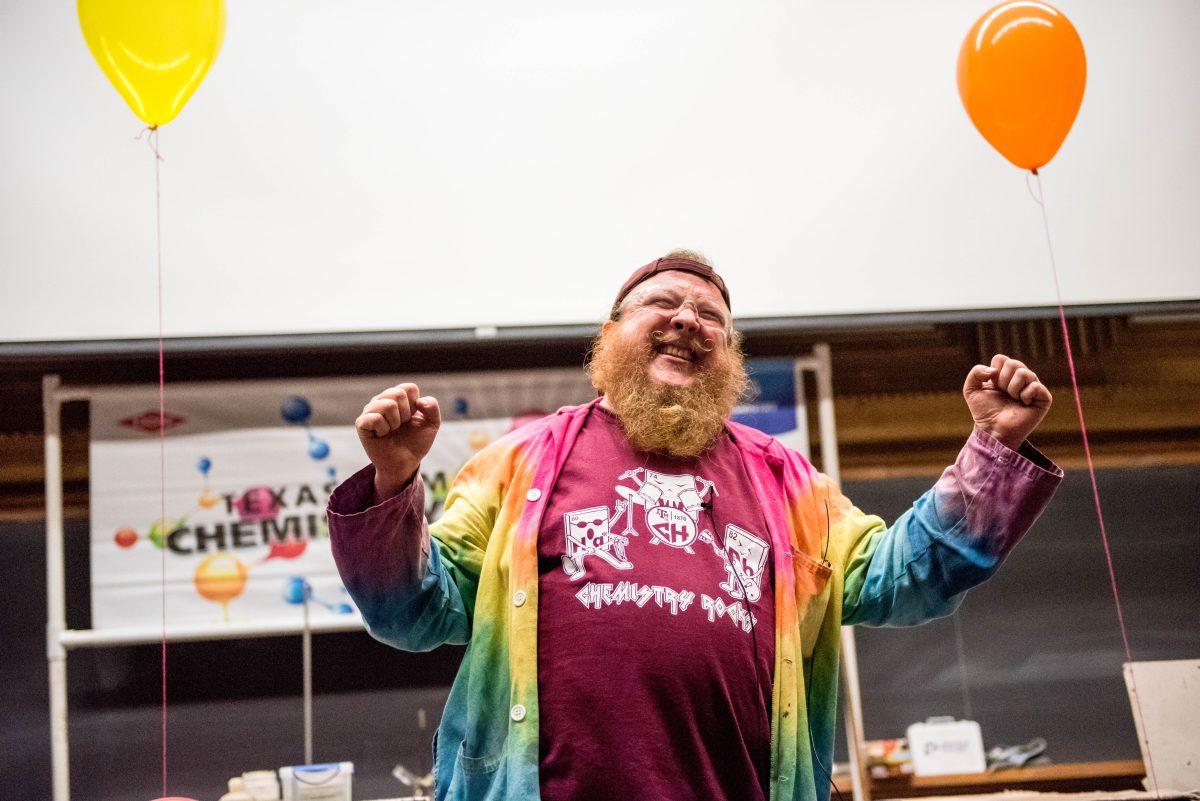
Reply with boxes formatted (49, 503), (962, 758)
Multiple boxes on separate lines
(134, 127), (164, 161)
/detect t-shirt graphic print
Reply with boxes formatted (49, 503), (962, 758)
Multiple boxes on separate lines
(537, 405), (776, 801)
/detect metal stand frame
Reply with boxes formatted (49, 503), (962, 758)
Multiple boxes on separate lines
(800, 346), (872, 801)
(43, 375), (351, 801)
(43, 347), (868, 801)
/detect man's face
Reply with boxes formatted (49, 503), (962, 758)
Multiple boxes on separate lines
(606, 271), (732, 389)
(587, 269), (746, 458)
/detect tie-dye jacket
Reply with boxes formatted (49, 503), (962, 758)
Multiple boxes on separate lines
(328, 398), (1061, 801)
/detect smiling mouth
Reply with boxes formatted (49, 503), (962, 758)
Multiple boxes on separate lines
(655, 344), (697, 364)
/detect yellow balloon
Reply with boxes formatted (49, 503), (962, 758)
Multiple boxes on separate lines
(78, 0), (225, 127)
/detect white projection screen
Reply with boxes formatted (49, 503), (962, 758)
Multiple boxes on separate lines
(2, 0), (1198, 346)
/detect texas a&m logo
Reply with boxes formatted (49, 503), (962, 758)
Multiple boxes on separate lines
(614, 468), (717, 553)
(558, 468), (772, 620)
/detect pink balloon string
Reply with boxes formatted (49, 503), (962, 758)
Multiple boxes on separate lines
(140, 124), (170, 799)
(1028, 171), (1160, 797)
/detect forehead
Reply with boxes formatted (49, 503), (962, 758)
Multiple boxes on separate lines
(630, 270), (727, 308)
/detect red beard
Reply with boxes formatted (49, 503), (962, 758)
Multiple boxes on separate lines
(586, 324), (749, 458)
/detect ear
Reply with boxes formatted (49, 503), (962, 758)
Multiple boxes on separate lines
(600, 319), (615, 335)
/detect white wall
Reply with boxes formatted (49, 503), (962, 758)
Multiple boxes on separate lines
(1, 0), (1197, 343)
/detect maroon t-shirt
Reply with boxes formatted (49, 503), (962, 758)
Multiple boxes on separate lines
(537, 405), (775, 801)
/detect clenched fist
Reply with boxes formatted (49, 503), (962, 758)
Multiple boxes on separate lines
(963, 354), (1052, 451)
(355, 383), (441, 503)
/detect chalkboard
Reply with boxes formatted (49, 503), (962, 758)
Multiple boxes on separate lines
(840, 462), (1200, 763)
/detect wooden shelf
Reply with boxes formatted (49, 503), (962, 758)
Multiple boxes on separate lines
(832, 760), (1147, 799)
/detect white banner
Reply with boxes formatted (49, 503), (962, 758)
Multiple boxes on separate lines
(88, 362), (803, 632)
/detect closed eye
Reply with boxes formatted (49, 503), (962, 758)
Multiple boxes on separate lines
(648, 294), (677, 308)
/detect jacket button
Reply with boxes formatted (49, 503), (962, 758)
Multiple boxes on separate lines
(526, 488), (542, 502)
(513, 590), (527, 607)
(510, 704), (526, 722)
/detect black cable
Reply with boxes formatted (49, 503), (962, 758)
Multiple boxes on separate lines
(704, 498), (771, 793)
(805, 644), (847, 801)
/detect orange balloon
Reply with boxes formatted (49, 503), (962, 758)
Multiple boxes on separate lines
(958, 2), (1086, 171)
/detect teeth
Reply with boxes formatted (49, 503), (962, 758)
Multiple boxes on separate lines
(658, 345), (694, 362)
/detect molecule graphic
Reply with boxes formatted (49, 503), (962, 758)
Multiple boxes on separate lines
(114, 455), (220, 551)
(110, 397), (351, 622)
(197, 456), (220, 509)
(281, 395), (337, 481)
(195, 552), (249, 622)
(282, 576), (354, 614)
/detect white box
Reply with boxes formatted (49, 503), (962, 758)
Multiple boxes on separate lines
(906, 717), (986, 776)
(279, 762), (354, 801)
(1123, 659), (1200, 795)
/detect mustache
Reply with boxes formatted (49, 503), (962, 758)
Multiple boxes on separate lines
(650, 329), (718, 354)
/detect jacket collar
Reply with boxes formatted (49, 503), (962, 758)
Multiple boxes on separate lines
(549, 397), (785, 467)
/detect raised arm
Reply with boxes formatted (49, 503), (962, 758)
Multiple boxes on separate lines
(328, 382), (475, 651)
(816, 355), (1063, 626)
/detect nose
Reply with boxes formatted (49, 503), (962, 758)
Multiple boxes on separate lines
(669, 302), (701, 334)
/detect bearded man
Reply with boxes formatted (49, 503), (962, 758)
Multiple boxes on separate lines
(327, 252), (1062, 801)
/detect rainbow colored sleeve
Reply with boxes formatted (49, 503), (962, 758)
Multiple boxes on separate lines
(830, 425), (1063, 627)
